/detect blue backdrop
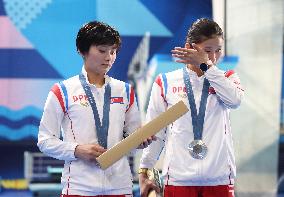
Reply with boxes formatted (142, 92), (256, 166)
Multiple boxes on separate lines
(0, 0), (212, 179)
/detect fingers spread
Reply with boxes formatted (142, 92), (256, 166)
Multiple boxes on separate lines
(172, 54), (186, 59)
(175, 59), (188, 64)
(171, 49), (187, 56)
(191, 43), (199, 51)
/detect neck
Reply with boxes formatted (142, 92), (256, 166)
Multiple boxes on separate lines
(86, 71), (105, 88)
(186, 64), (204, 77)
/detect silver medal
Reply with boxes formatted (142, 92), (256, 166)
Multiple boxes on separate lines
(188, 140), (208, 159)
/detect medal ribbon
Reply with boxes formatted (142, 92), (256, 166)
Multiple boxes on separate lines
(183, 67), (210, 140)
(79, 73), (111, 149)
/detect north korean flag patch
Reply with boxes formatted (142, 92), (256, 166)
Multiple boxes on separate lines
(111, 97), (124, 104)
(209, 87), (216, 94)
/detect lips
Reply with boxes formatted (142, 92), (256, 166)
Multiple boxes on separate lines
(101, 64), (110, 67)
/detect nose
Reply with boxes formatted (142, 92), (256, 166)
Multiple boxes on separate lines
(104, 52), (111, 61)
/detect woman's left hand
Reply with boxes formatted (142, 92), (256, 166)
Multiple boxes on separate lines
(137, 135), (157, 149)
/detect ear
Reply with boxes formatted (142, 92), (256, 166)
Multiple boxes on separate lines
(78, 50), (86, 59)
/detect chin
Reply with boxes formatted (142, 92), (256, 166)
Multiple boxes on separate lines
(105, 67), (112, 73)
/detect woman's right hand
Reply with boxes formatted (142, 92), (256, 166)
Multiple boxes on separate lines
(74, 144), (107, 162)
(139, 172), (160, 197)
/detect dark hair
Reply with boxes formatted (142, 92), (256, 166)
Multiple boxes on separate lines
(186, 18), (223, 45)
(76, 21), (121, 55)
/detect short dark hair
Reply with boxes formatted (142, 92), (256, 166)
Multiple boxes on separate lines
(186, 18), (223, 45)
(76, 21), (121, 54)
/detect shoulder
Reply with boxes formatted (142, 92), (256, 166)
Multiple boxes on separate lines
(109, 77), (131, 90)
(50, 75), (80, 99)
(155, 68), (183, 84)
(224, 70), (236, 78)
(51, 75), (80, 88)
(62, 75), (81, 86)
(166, 68), (183, 76)
(110, 77), (126, 86)
(49, 76), (79, 113)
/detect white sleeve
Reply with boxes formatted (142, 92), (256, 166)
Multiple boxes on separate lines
(140, 81), (168, 169)
(37, 90), (78, 161)
(205, 66), (244, 109)
(123, 86), (141, 154)
(123, 88), (141, 136)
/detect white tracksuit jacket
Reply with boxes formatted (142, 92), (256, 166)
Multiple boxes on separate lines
(140, 66), (244, 186)
(38, 68), (140, 196)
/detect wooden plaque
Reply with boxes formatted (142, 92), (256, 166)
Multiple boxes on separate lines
(97, 100), (188, 170)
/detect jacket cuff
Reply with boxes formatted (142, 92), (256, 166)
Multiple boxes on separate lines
(69, 142), (79, 161)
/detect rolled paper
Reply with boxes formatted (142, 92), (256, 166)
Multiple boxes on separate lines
(148, 190), (157, 197)
(97, 100), (189, 170)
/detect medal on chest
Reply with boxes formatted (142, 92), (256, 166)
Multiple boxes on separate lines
(183, 67), (210, 160)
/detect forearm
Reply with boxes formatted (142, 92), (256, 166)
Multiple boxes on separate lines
(37, 135), (78, 161)
(140, 136), (165, 169)
(205, 66), (244, 108)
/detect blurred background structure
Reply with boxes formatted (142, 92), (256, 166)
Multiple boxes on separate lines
(0, 0), (283, 196)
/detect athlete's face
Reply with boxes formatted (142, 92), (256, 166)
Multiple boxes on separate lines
(195, 36), (224, 65)
(84, 44), (117, 75)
